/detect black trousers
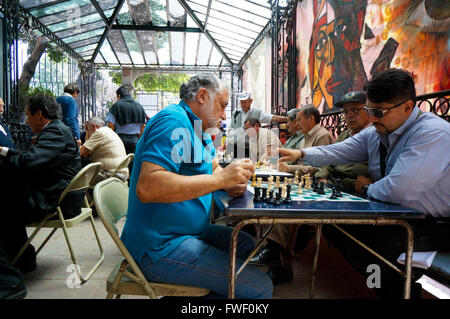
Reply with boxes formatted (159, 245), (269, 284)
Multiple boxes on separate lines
(322, 220), (450, 298)
(0, 239), (24, 297)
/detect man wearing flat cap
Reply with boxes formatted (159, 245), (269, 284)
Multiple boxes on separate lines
(228, 91), (287, 158)
(315, 90), (371, 192)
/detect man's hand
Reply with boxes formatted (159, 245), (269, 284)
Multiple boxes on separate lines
(214, 158), (254, 190)
(355, 175), (374, 193)
(225, 183), (247, 197)
(277, 148), (303, 163)
(76, 139), (82, 146)
(277, 162), (289, 172)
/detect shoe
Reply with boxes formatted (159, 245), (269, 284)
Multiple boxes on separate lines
(249, 246), (282, 267)
(267, 265), (293, 286)
(0, 283), (27, 299)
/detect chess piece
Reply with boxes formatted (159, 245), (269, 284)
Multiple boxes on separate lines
(313, 177), (319, 192)
(335, 179), (343, 197)
(284, 184), (292, 203)
(329, 186), (338, 199)
(276, 176), (280, 188)
(301, 175), (305, 187)
(251, 174), (257, 187)
(268, 189), (275, 204)
(274, 188), (282, 205)
(253, 186), (261, 202)
(297, 183), (303, 194)
(261, 187), (267, 201)
(317, 181), (325, 195)
(257, 177), (263, 187)
(294, 171), (299, 185)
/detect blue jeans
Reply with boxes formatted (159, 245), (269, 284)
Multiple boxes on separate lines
(139, 224), (273, 299)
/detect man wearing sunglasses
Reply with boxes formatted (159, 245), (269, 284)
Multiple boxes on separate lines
(278, 68), (450, 298)
(315, 91), (370, 192)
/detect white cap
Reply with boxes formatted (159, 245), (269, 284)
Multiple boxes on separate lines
(238, 91), (252, 100)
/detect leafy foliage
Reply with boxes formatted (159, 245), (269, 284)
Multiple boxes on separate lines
(108, 71), (190, 92)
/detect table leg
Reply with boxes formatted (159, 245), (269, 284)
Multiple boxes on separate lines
(310, 224), (322, 299)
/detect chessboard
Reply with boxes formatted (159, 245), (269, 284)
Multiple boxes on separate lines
(248, 173), (369, 203)
(247, 183), (369, 202)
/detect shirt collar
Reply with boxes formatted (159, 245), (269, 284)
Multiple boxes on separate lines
(63, 92), (72, 98)
(305, 123), (321, 138)
(350, 123), (372, 136)
(384, 106), (420, 147)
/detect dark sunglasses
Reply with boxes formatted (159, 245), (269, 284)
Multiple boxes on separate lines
(364, 100), (408, 119)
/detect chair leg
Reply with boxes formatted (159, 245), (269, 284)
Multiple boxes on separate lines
(59, 210), (104, 284)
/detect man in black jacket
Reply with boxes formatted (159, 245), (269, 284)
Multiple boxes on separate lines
(0, 94), (82, 284)
(106, 85), (147, 155)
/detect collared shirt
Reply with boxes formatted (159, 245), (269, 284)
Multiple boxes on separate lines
(248, 127), (282, 162)
(283, 131), (304, 150)
(302, 107), (450, 218)
(105, 112), (142, 135)
(285, 124), (334, 175)
(121, 100), (215, 264)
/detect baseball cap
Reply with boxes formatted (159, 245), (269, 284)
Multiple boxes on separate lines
(238, 91), (252, 100)
(334, 91), (367, 107)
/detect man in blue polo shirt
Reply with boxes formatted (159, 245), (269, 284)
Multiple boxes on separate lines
(121, 74), (273, 299)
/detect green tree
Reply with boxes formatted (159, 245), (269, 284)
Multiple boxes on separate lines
(108, 72), (190, 92)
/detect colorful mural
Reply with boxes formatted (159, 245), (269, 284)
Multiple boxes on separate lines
(296, 0), (450, 114)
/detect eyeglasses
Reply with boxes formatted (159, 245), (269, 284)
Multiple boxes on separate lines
(364, 100), (407, 119)
(342, 108), (363, 116)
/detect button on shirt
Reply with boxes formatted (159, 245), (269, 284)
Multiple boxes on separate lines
(302, 107), (450, 218)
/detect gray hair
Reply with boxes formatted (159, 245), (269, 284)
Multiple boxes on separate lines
(299, 104), (321, 124)
(287, 108), (300, 121)
(180, 74), (225, 102)
(87, 116), (106, 127)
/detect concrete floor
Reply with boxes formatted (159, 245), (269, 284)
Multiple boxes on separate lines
(21, 217), (440, 299)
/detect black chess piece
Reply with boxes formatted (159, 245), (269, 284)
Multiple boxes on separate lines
(329, 186), (338, 199)
(261, 187), (267, 202)
(268, 189), (275, 204)
(253, 186), (261, 202)
(317, 181), (325, 195)
(313, 178), (319, 192)
(274, 188), (282, 205)
(335, 179), (343, 197)
(284, 184), (292, 204)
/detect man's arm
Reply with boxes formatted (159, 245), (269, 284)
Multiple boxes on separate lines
(136, 159), (254, 203)
(107, 122), (115, 131)
(271, 115), (288, 123)
(139, 123), (146, 138)
(79, 146), (90, 158)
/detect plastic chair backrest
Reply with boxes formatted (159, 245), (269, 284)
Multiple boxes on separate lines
(58, 162), (102, 204)
(112, 153), (134, 176)
(94, 178), (148, 283)
(94, 177), (129, 234)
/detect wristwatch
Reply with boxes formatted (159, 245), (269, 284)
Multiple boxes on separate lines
(360, 185), (369, 198)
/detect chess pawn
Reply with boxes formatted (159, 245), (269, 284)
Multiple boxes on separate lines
(253, 186), (261, 202)
(261, 187), (267, 201)
(251, 174), (257, 186)
(276, 176), (280, 188)
(283, 177), (288, 186)
(317, 181), (325, 195)
(297, 183), (303, 194)
(284, 184), (292, 204)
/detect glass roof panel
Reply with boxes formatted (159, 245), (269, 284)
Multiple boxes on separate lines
(28, 0), (92, 17)
(185, 33), (199, 65)
(170, 32), (184, 65)
(136, 31), (158, 64)
(35, 0), (117, 26)
(116, 1), (132, 24)
(197, 34), (212, 65)
(122, 30), (145, 65)
(75, 43), (98, 53)
(154, 31), (170, 65)
(209, 47), (223, 66)
(69, 36), (102, 49)
(63, 28), (104, 44)
(207, 27), (253, 45)
(94, 53), (106, 65)
(107, 29), (132, 64)
(168, 0), (186, 27)
(47, 9), (113, 32)
(99, 39), (120, 64)
(127, 0), (151, 25)
(55, 23), (104, 39)
(80, 50), (95, 58)
(149, 0), (168, 26)
(186, 15), (197, 28)
(219, 0), (271, 18)
(209, 2), (269, 26)
(195, 12), (259, 37)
